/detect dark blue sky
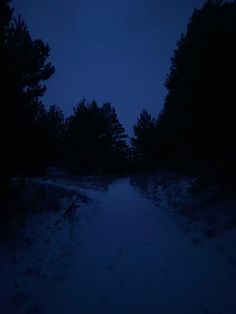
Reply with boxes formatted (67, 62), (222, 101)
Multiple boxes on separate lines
(13, 0), (204, 134)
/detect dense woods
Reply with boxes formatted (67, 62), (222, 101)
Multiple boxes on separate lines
(64, 100), (128, 174)
(159, 0), (236, 178)
(2, 2), (236, 312)
(132, 0), (236, 190)
(1, 0), (236, 193)
(0, 0), (55, 186)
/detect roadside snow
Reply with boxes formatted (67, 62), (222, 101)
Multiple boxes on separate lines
(1, 174), (236, 314)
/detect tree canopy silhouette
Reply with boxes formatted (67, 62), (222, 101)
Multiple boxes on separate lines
(131, 110), (157, 169)
(154, 0), (236, 178)
(44, 105), (65, 166)
(65, 99), (128, 174)
(0, 0), (55, 183)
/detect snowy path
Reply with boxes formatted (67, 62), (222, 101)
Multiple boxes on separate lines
(1, 177), (236, 314)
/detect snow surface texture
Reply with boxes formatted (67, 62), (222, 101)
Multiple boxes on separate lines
(1, 172), (236, 314)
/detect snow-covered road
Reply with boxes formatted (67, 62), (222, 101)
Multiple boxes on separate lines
(1, 177), (236, 314)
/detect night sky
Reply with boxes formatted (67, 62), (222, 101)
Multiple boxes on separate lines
(13, 0), (204, 134)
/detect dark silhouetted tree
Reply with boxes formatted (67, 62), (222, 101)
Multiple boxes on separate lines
(0, 0), (55, 184)
(131, 110), (157, 169)
(99, 103), (128, 172)
(155, 0), (236, 179)
(45, 105), (65, 166)
(65, 99), (128, 174)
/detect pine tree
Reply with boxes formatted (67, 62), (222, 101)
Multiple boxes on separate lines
(65, 99), (128, 174)
(132, 110), (157, 167)
(0, 0), (55, 183)
(156, 0), (236, 176)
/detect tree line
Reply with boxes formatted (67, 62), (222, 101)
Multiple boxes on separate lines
(1, 0), (236, 192)
(133, 0), (236, 190)
(0, 0), (129, 187)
